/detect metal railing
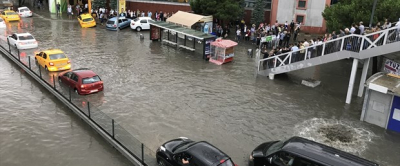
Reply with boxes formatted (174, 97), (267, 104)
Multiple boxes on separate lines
(0, 38), (157, 166)
(257, 26), (400, 73)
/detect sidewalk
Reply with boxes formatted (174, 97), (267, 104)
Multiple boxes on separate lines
(30, 6), (77, 22)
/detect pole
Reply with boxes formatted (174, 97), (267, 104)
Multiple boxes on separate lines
(39, 65), (42, 78)
(141, 143), (144, 164)
(17, 49), (20, 60)
(369, 0), (378, 28)
(7, 37), (10, 52)
(116, 0), (119, 32)
(53, 75), (56, 89)
(28, 56), (31, 69)
(346, 59), (359, 104)
(112, 119), (115, 138)
(69, 88), (71, 101)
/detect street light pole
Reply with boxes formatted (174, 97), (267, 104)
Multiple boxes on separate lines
(116, 0), (119, 32)
(369, 0), (378, 28)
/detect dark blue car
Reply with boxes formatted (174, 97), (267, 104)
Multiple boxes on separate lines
(106, 17), (131, 31)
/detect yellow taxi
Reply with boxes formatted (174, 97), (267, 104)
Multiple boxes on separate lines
(35, 49), (71, 72)
(1, 10), (20, 22)
(77, 14), (96, 28)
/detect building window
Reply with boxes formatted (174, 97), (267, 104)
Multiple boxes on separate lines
(296, 15), (305, 24)
(297, 0), (307, 9)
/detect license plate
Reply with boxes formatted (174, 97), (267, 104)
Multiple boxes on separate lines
(90, 89), (98, 93)
(58, 67), (63, 70)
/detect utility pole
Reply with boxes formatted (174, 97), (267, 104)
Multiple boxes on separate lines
(369, 0), (378, 74)
(116, 0), (119, 32)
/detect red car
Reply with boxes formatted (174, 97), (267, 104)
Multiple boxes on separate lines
(58, 68), (104, 95)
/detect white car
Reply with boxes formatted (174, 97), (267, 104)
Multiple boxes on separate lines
(7, 33), (38, 49)
(130, 17), (152, 31)
(0, 18), (6, 28)
(17, 7), (32, 17)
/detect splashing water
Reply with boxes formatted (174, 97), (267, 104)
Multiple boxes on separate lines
(294, 118), (376, 155)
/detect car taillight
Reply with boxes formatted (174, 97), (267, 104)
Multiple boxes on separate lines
(131, 23), (135, 25)
(49, 62), (54, 66)
(67, 60), (70, 64)
(113, 24), (117, 27)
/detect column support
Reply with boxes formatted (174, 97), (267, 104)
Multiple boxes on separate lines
(358, 58), (370, 97)
(346, 58), (359, 104)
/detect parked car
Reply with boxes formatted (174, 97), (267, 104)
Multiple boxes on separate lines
(17, 7), (32, 17)
(35, 49), (71, 72)
(106, 17), (131, 31)
(78, 13), (96, 28)
(156, 137), (238, 166)
(58, 68), (104, 95)
(7, 33), (38, 49)
(130, 17), (152, 31)
(0, 10), (20, 22)
(249, 136), (379, 166)
(0, 18), (6, 28)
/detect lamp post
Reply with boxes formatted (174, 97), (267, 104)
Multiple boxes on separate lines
(116, 0), (119, 32)
(369, 0), (378, 74)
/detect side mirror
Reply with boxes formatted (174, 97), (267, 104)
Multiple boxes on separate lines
(268, 157), (272, 164)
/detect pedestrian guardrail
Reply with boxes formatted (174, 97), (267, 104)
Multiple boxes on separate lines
(257, 26), (400, 76)
(0, 38), (157, 166)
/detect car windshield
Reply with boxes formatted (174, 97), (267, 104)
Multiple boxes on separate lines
(172, 141), (195, 152)
(265, 141), (284, 156)
(83, 18), (93, 22)
(133, 18), (139, 22)
(106, 20), (114, 24)
(49, 53), (67, 60)
(18, 35), (34, 40)
(82, 75), (101, 84)
(218, 159), (234, 166)
(6, 12), (17, 15)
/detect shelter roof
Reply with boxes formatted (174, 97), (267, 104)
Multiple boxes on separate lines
(149, 20), (215, 40)
(166, 11), (204, 28)
(211, 39), (238, 48)
(366, 72), (400, 96)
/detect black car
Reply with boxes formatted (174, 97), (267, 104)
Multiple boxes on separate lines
(156, 137), (237, 166)
(249, 136), (379, 166)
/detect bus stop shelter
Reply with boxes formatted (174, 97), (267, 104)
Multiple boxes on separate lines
(149, 21), (215, 60)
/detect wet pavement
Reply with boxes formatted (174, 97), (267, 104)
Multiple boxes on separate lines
(1, 10), (400, 166)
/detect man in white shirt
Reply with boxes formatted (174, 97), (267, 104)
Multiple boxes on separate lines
(350, 24), (356, 34)
(359, 21), (365, 35)
(291, 43), (299, 62)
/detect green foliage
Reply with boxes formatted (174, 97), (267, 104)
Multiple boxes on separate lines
(322, 0), (400, 31)
(251, 0), (265, 26)
(190, 0), (243, 21)
(110, 0), (117, 10)
(92, 0), (106, 9)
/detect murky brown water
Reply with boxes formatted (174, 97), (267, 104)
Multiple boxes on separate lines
(1, 11), (400, 166)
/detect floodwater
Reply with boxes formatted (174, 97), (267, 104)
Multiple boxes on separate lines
(1, 12), (400, 166)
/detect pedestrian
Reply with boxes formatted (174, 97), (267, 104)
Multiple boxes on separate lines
(236, 28), (241, 42)
(67, 5), (73, 19)
(290, 20), (295, 34)
(99, 11), (104, 25)
(160, 11), (164, 21)
(291, 43), (299, 63)
(56, 2), (60, 16)
(148, 11), (152, 18)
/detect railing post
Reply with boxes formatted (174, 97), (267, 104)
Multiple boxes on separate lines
(53, 75), (56, 89)
(39, 65), (42, 78)
(69, 88), (71, 101)
(304, 49), (308, 60)
(17, 49), (20, 60)
(321, 43), (326, 56)
(288, 53), (292, 64)
(359, 37), (365, 52)
(7, 37), (10, 52)
(340, 38), (345, 51)
(383, 29), (388, 45)
(273, 57), (277, 68)
(141, 143), (145, 164)
(28, 56), (31, 69)
(88, 101), (91, 118)
(112, 119), (115, 138)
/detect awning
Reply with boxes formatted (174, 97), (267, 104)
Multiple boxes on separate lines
(150, 20), (215, 40)
(166, 11), (205, 28)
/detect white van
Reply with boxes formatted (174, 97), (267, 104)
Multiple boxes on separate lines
(130, 17), (152, 31)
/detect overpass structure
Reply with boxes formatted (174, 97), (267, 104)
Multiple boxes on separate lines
(257, 26), (400, 104)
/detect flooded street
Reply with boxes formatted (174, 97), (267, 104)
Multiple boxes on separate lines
(1, 12), (400, 166)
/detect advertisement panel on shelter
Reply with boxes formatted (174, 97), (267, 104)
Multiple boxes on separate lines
(151, 26), (160, 40)
(384, 59), (400, 76)
(204, 39), (214, 59)
(119, 0), (126, 13)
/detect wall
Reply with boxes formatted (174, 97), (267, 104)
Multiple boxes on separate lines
(126, 0), (191, 14)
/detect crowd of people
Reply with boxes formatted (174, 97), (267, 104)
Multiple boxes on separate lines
(252, 18), (400, 69)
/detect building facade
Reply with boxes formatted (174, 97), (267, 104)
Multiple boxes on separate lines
(126, 0), (334, 34)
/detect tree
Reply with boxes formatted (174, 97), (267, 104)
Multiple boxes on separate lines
(110, 0), (117, 10)
(251, 0), (265, 26)
(92, 0), (107, 9)
(190, 0), (243, 22)
(322, 0), (400, 32)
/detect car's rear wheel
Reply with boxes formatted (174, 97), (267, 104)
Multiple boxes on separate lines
(136, 27), (141, 31)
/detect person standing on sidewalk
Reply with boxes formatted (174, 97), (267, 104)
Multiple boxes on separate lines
(56, 2), (61, 16)
(67, 5), (73, 19)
